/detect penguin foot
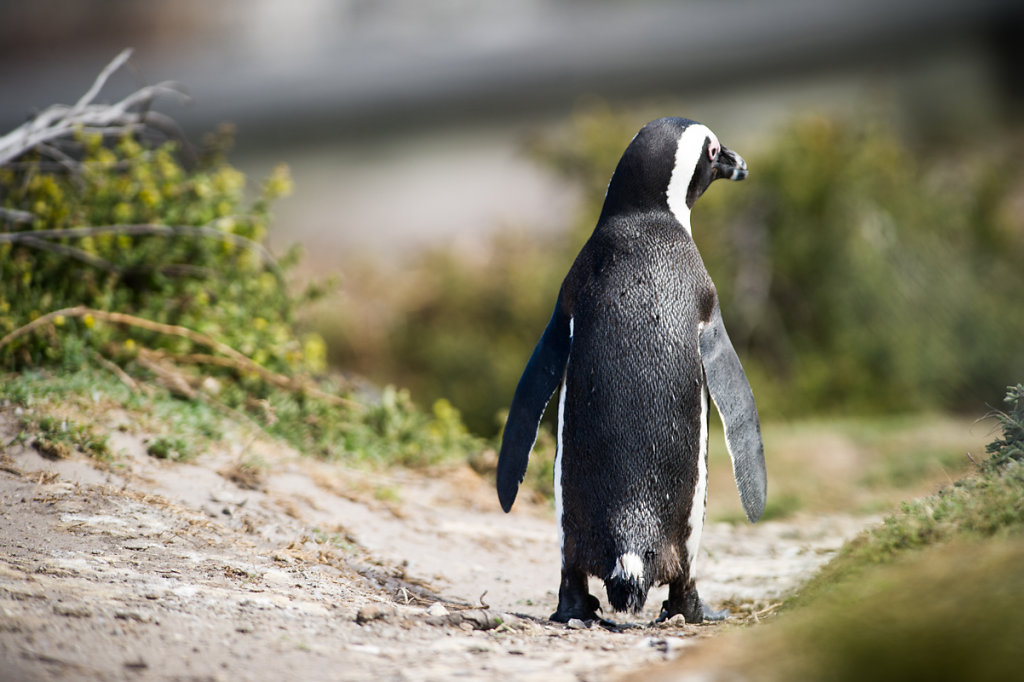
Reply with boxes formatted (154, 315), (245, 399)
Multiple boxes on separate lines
(656, 598), (730, 624)
(550, 592), (601, 623)
(658, 582), (703, 623)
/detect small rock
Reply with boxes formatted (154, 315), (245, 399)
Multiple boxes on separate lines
(657, 614), (688, 628)
(496, 612), (532, 631)
(210, 490), (246, 506)
(115, 609), (152, 623)
(426, 602), (449, 618)
(461, 609), (501, 631)
(663, 636), (692, 653)
(349, 644), (382, 656)
(53, 603), (92, 618)
(566, 618), (589, 630)
(635, 636), (690, 653)
(355, 604), (394, 625)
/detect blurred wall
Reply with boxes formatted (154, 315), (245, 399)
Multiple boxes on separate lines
(1, 0), (1020, 263)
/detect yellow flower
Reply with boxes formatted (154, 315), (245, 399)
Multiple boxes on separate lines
(302, 334), (327, 373)
(263, 164), (293, 200)
(83, 314), (95, 329)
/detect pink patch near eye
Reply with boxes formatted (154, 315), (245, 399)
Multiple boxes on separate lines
(707, 131), (721, 160)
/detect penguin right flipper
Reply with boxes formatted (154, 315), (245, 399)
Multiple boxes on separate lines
(496, 295), (572, 512)
(699, 303), (767, 523)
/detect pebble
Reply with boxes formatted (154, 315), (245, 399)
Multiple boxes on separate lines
(53, 603), (92, 618)
(355, 604), (395, 625)
(115, 609), (152, 623)
(566, 618), (589, 630)
(460, 609), (501, 631)
(426, 602), (448, 617)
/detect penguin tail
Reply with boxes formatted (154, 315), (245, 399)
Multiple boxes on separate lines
(604, 552), (651, 614)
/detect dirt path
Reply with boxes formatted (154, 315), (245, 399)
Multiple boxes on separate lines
(0, 408), (871, 681)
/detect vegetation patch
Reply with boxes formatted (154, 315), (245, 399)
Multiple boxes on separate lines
(17, 413), (111, 462)
(0, 53), (485, 472)
(146, 435), (193, 462)
(665, 384), (1024, 682)
(327, 107), (1024, 433)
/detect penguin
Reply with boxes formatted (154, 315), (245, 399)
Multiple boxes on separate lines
(496, 117), (766, 624)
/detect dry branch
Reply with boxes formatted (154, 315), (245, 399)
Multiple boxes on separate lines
(0, 222), (282, 277)
(0, 306), (357, 409)
(0, 48), (189, 168)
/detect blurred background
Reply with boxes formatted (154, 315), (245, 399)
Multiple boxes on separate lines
(3, 0), (1022, 451)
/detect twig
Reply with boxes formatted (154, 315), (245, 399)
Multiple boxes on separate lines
(13, 234), (122, 273)
(89, 349), (139, 391)
(151, 350), (356, 408)
(0, 222), (282, 276)
(71, 48), (133, 117)
(0, 207), (37, 224)
(136, 347), (197, 399)
(0, 49), (189, 168)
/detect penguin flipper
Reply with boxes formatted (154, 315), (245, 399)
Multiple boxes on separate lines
(496, 297), (572, 512)
(699, 303), (767, 522)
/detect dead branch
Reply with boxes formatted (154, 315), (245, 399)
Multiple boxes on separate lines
(148, 350), (356, 408)
(89, 349), (140, 391)
(136, 347), (198, 399)
(0, 222), (282, 277)
(0, 207), (37, 224)
(13, 234), (122, 273)
(0, 306), (357, 408)
(0, 48), (190, 168)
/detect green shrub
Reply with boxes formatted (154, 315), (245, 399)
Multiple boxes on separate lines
(328, 108), (1024, 433)
(985, 384), (1024, 469)
(714, 389), (1024, 682)
(0, 129), (320, 377)
(0, 62), (484, 467)
(788, 396), (1024, 610)
(696, 116), (1024, 415)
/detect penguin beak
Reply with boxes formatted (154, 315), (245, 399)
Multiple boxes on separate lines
(714, 146), (748, 182)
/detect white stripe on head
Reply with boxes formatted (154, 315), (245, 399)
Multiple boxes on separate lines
(666, 123), (716, 235)
(554, 316), (574, 566)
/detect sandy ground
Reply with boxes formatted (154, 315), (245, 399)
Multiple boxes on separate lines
(0, 407), (872, 682)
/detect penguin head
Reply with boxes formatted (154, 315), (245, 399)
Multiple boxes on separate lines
(601, 117), (747, 231)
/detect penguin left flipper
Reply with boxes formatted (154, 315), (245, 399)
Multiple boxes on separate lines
(699, 303), (767, 523)
(496, 295), (572, 512)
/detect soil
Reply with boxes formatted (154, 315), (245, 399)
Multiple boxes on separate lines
(0, 406), (872, 682)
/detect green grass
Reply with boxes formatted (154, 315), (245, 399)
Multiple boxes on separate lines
(146, 435), (194, 462)
(1, 365), (484, 469)
(724, 536), (1024, 682)
(678, 385), (1024, 682)
(788, 461), (1024, 609)
(706, 413), (990, 522)
(17, 413), (111, 461)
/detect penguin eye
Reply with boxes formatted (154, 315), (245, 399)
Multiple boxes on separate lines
(708, 139), (720, 161)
